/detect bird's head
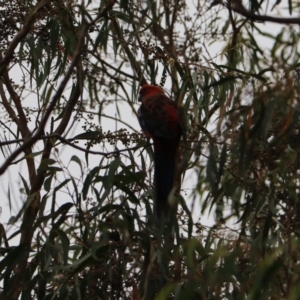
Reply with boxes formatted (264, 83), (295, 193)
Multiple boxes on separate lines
(138, 84), (166, 102)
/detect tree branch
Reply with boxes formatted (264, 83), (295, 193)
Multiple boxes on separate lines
(0, 80), (21, 127)
(223, 0), (300, 25)
(0, 132), (150, 156)
(2, 71), (31, 138)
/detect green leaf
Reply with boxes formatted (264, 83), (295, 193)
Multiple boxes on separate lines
(70, 155), (83, 174)
(44, 175), (53, 192)
(0, 243), (27, 274)
(57, 229), (70, 265)
(37, 158), (57, 174)
(19, 173), (30, 195)
(82, 166), (100, 200)
(206, 150), (218, 194)
(8, 193), (37, 224)
(73, 130), (102, 140)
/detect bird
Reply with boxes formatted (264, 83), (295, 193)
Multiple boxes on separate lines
(138, 84), (186, 219)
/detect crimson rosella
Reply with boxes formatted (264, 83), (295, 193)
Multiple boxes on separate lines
(138, 84), (186, 219)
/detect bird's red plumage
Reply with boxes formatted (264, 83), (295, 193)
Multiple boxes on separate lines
(138, 84), (186, 219)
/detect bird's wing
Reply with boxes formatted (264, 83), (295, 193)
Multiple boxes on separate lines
(138, 94), (181, 139)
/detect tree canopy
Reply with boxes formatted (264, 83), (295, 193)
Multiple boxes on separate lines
(1, 0), (300, 299)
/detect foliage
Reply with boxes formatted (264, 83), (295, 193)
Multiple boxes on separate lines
(0, 0), (300, 299)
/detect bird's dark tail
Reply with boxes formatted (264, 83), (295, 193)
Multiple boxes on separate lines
(153, 139), (178, 219)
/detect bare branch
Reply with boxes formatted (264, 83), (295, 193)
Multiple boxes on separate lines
(2, 71), (31, 138)
(0, 80), (21, 126)
(0, 133), (151, 157)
